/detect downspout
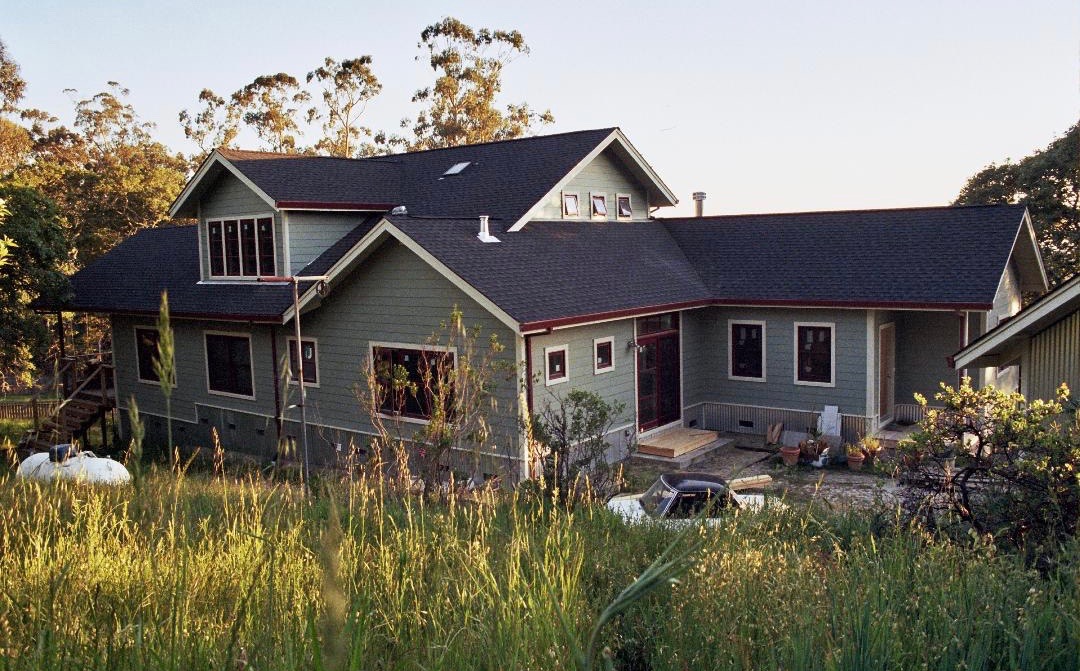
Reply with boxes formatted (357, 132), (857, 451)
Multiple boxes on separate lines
(270, 325), (282, 451)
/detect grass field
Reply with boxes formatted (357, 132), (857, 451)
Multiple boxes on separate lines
(0, 464), (1076, 670)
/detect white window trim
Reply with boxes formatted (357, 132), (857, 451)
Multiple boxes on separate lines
(134, 326), (176, 387)
(727, 319), (767, 383)
(561, 192), (581, 219)
(793, 321), (836, 388)
(205, 212), (277, 280)
(545, 344), (569, 386)
(204, 330), (256, 400)
(589, 192), (608, 220)
(615, 193), (633, 221)
(286, 336), (321, 388)
(368, 341), (457, 425)
(593, 336), (615, 375)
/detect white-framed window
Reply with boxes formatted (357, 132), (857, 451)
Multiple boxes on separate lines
(562, 192), (580, 218)
(206, 214), (276, 279)
(793, 322), (835, 387)
(593, 336), (614, 374)
(545, 344), (569, 385)
(287, 337), (319, 387)
(134, 326), (175, 386)
(728, 320), (766, 382)
(616, 193), (633, 220)
(204, 331), (255, 399)
(590, 193), (608, 220)
(370, 341), (456, 423)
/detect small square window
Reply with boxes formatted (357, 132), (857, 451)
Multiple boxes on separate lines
(594, 337), (614, 374)
(616, 194), (632, 219)
(545, 345), (568, 385)
(591, 194), (608, 218)
(562, 193), (580, 218)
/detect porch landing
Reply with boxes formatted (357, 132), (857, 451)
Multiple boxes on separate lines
(635, 428), (732, 468)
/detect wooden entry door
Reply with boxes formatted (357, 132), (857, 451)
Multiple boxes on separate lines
(878, 323), (895, 421)
(637, 315), (681, 432)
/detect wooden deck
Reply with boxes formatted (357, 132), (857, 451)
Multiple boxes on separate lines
(637, 427), (720, 459)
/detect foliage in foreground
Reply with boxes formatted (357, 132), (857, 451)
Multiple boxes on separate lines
(0, 469), (1076, 670)
(902, 379), (1080, 559)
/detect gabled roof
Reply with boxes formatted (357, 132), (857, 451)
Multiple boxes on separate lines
(170, 128), (639, 223)
(951, 274), (1080, 369)
(661, 204), (1037, 310)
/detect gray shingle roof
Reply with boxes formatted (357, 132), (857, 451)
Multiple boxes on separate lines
(660, 204), (1028, 309)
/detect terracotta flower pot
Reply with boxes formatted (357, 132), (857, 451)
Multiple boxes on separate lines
(847, 453), (866, 471)
(780, 445), (801, 466)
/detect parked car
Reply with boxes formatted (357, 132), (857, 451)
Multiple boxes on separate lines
(606, 472), (770, 524)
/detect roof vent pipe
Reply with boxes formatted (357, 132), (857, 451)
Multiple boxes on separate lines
(692, 192), (706, 217)
(477, 215), (500, 243)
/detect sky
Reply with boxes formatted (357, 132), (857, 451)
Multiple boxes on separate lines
(4, 0), (1078, 218)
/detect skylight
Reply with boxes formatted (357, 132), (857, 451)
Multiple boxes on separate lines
(443, 161), (471, 176)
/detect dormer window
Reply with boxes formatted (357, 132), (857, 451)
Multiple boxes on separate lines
(207, 216), (276, 278)
(616, 194), (633, 220)
(562, 193), (580, 218)
(591, 193), (608, 219)
(443, 161), (471, 176)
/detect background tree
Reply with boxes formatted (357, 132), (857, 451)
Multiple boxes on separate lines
(178, 88), (239, 169)
(0, 38), (30, 174)
(306, 57), (382, 158)
(230, 74), (309, 153)
(0, 184), (67, 391)
(955, 119), (1080, 285)
(371, 17), (553, 153)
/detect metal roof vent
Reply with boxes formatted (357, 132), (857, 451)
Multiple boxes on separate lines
(390, 205), (407, 215)
(477, 215), (499, 243)
(443, 161), (471, 176)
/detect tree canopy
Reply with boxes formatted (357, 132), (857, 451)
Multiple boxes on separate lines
(955, 120), (1080, 285)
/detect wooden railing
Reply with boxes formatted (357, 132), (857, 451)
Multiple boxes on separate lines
(0, 399), (61, 421)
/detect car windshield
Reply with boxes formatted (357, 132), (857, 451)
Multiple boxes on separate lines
(639, 479), (676, 517)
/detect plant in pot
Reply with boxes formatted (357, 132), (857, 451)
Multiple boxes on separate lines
(780, 443), (801, 466)
(858, 435), (882, 466)
(800, 426), (826, 462)
(845, 443), (866, 471)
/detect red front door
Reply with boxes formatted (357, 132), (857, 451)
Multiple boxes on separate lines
(637, 314), (681, 431)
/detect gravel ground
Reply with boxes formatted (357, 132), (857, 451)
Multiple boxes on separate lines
(620, 432), (901, 510)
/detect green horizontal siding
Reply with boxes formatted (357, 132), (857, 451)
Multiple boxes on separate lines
(198, 172), (283, 279)
(286, 212), (362, 274)
(534, 149), (649, 221)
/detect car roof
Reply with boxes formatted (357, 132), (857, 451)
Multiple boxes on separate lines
(660, 472), (730, 493)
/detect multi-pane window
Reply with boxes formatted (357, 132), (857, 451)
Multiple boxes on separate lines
(796, 324), (833, 385)
(730, 322), (764, 380)
(205, 333), (254, 397)
(207, 216), (275, 278)
(135, 327), (161, 383)
(373, 346), (455, 420)
(545, 345), (568, 385)
(594, 337), (614, 374)
(288, 338), (319, 385)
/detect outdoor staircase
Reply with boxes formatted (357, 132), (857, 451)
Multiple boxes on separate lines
(17, 356), (115, 456)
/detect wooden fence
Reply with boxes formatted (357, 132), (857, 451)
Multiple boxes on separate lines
(0, 399), (60, 422)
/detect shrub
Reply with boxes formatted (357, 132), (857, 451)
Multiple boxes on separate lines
(532, 389), (626, 501)
(900, 378), (1080, 559)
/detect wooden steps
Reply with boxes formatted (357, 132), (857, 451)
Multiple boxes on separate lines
(638, 428), (720, 459)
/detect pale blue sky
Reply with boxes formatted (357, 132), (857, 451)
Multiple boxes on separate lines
(5, 0), (1078, 217)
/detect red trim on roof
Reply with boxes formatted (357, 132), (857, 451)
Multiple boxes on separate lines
(275, 200), (394, 211)
(520, 299), (992, 332)
(48, 306), (284, 324)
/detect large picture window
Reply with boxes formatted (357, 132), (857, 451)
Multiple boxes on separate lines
(205, 332), (254, 398)
(795, 323), (834, 386)
(135, 327), (161, 383)
(207, 216), (275, 278)
(729, 321), (765, 381)
(373, 345), (455, 421)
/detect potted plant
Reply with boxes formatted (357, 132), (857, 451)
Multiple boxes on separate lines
(780, 443), (801, 466)
(800, 426), (826, 462)
(845, 443), (866, 471)
(858, 435), (882, 466)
